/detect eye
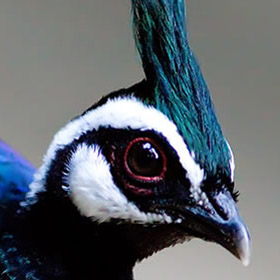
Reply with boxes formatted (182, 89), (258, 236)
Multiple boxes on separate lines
(124, 138), (166, 181)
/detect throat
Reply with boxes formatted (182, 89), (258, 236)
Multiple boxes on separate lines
(4, 193), (187, 279)
(15, 194), (137, 279)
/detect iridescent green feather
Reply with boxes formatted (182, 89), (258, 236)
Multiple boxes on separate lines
(132, 0), (231, 176)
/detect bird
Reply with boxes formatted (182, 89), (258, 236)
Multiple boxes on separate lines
(0, 0), (251, 279)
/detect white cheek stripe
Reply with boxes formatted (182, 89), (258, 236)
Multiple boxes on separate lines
(28, 96), (204, 199)
(68, 144), (171, 223)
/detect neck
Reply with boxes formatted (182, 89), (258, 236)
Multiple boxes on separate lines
(2, 192), (186, 280)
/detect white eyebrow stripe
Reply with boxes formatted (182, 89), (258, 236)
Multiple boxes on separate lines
(28, 96), (204, 198)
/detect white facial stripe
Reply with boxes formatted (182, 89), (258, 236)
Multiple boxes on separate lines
(226, 140), (235, 182)
(28, 96), (204, 199)
(67, 143), (171, 224)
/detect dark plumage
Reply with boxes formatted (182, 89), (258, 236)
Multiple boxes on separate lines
(0, 1), (250, 279)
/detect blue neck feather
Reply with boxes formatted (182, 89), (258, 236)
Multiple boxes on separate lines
(0, 141), (34, 204)
(132, 0), (231, 176)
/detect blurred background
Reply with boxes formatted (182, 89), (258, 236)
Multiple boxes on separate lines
(0, 0), (279, 279)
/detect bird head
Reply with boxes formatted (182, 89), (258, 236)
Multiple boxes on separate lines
(28, 0), (250, 266)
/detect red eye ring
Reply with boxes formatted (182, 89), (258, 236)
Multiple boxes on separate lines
(123, 137), (167, 182)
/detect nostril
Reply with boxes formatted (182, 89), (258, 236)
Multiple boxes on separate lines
(208, 193), (231, 221)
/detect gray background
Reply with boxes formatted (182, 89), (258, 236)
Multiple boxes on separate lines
(0, 0), (279, 279)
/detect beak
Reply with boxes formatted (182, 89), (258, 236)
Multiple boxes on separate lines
(179, 191), (251, 266)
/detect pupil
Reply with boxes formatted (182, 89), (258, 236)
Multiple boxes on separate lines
(128, 141), (163, 177)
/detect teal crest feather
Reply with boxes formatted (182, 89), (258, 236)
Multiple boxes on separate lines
(132, 0), (231, 176)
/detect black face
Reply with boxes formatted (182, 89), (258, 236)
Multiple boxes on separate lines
(93, 128), (250, 264)
(94, 128), (196, 215)
(46, 126), (250, 264)
(92, 128), (239, 219)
